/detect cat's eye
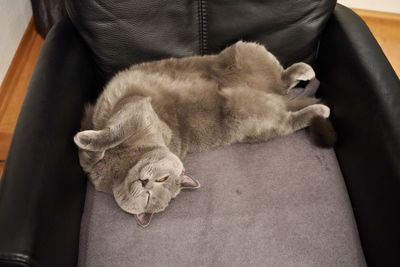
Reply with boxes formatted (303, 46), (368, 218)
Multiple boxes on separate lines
(156, 176), (169, 182)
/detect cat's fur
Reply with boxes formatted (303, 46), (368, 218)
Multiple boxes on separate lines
(74, 41), (332, 226)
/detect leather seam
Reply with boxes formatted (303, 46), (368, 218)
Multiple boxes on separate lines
(197, 0), (208, 55)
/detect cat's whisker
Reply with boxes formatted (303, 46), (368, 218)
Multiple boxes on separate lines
(145, 192), (151, 207)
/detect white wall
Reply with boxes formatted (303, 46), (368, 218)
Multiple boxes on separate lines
(0, 0), (32, 85)
(338, 0), (400, 14)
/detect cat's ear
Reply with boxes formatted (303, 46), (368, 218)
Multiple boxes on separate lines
(135, 212), (153, 228)
(180, 173), (200, 190)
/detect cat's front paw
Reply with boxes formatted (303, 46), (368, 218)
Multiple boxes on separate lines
(74, 130), (99, 151)
(310, 104), (330, 118)
(292, 63), (315, 81)
(283, 63), (316, 90)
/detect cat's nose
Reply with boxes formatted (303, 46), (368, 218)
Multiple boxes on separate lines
(141, 179), (149, 187)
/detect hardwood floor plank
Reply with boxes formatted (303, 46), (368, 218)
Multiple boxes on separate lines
(0, 132), (12, 160)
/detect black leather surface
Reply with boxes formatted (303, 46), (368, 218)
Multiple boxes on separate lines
(31, 0), (66, 37)
(317, 5), (400, 267)
(65, 0), (336, 81)
(66, 0), (200, 81)
(206, 0), (336, 66)
(0, 17), (97, 267)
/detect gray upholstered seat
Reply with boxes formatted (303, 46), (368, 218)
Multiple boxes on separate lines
(78, 131), (366, 267)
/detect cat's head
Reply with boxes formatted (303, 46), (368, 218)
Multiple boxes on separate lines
(112, 148), (200, 227)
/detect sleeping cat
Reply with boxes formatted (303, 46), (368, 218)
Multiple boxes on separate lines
(74, 41), (335, 227)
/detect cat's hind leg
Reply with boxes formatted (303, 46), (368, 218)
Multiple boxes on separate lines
(240, 104), (330, 144)
(282, 63), (315, 90)
(282, 103), (336, 147)
(283, 104), (330, 134)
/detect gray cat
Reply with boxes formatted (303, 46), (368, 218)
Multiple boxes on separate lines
(74, 41), (334, 227)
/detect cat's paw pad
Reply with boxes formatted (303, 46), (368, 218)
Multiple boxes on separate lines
(311, 104), (330, 118)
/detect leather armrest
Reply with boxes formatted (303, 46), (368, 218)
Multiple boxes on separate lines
(317, 5), (400, 266)
(0, 17), (97, 266)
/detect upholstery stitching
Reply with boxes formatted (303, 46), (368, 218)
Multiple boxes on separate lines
(202, 0), (208, 54)
(197, 0), (202, 54)
(197, 0), (208, 55)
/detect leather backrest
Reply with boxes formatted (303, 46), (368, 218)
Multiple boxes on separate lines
(66, 0), (336, 80)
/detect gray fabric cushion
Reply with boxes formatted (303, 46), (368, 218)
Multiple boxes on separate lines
(79, 131), (366, 267)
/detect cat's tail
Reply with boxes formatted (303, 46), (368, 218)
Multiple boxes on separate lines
(309, 116), (337, 148)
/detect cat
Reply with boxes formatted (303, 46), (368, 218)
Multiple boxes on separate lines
(74, 41), (335, 227)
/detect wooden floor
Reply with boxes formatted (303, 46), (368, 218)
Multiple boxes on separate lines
(0, 10), (399, 177)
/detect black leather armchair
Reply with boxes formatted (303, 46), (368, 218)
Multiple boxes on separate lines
(0, 1), (399, 266)
(317, 7), (400, 266)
